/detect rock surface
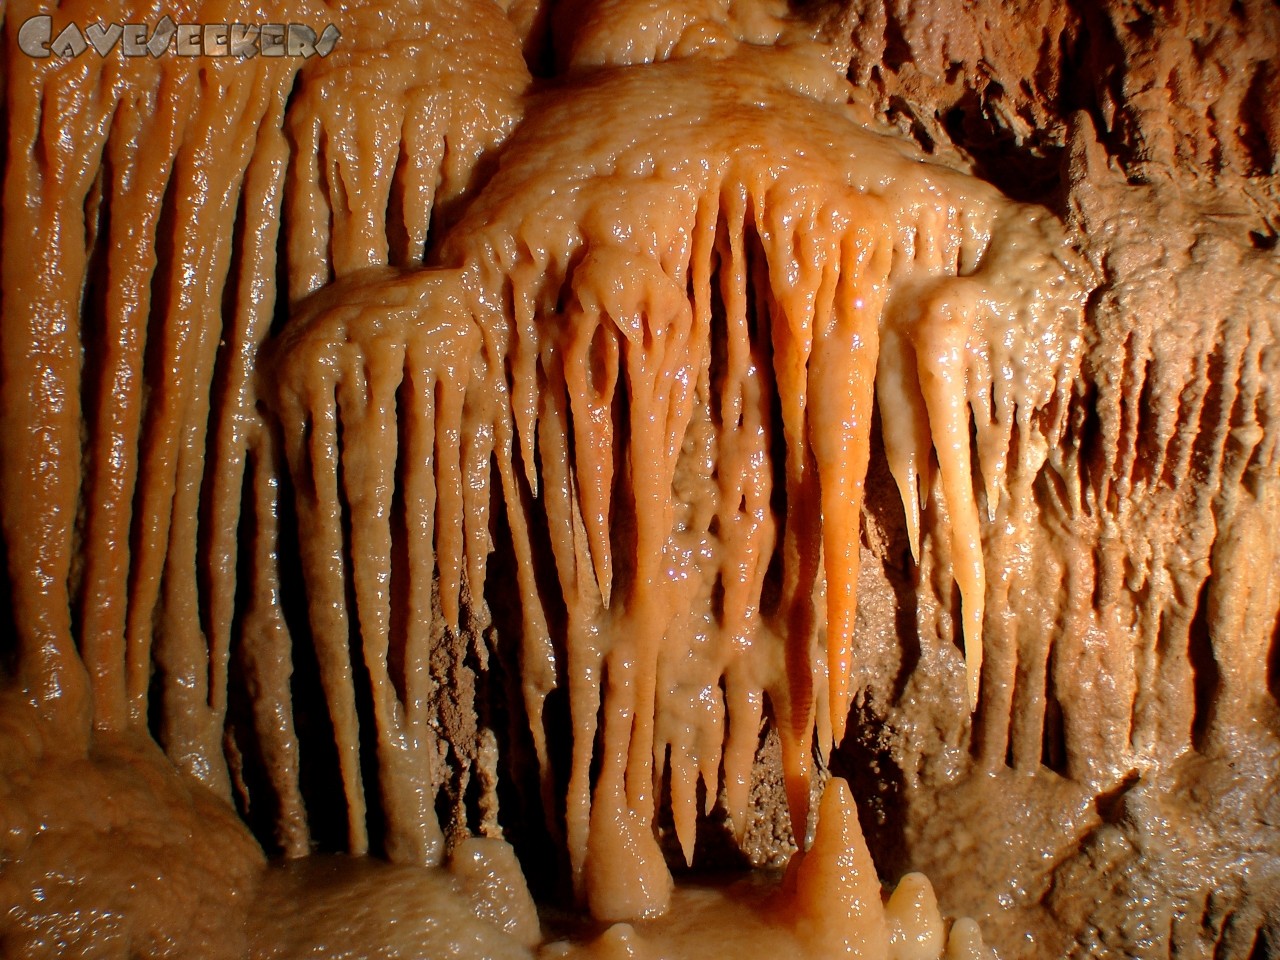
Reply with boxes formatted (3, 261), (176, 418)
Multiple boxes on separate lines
(0, 1), (1277, 958)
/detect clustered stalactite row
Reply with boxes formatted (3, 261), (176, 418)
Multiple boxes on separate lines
(1, 0), (528, 859)
(2, 0), (1086, 910)
(2, 0), (1278, 951)
(837, 2), (1280, 952)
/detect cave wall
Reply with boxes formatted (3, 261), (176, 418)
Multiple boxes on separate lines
(0, 1), (1278, 957)
(832, 1), (1280, 955)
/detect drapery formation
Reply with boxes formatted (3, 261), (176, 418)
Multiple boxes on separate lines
(2, 0), (1277, 955)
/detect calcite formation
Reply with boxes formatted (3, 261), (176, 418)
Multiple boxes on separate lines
(0, 0), (1276, 957)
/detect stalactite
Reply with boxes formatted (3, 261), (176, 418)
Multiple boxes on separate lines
(238, 430), (310, 858)
(264, 266), (506, 862)
(283, 0), (528, 300)
(0, 2), (305, 788)
(3, 6), (125, 746)
(145, 52), (301, 798)
(429, 41), (1087, 915)
(1, 2), (1092, 932)
(3, 0), (1279, 955)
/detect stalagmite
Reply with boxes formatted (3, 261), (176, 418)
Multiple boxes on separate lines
(886, 874), (946, 960)
(789, 777), (892, 957)
(943, 919), (998, 960)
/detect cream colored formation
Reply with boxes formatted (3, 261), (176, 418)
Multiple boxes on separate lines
(537, 779), (997, 960)
(443, 41), (1085, 915)
(1, 0), (1091, 955)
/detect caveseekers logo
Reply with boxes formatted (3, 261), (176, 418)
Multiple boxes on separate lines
(17, 15), (340, 58)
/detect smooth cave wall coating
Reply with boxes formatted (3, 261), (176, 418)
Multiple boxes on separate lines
(0, 0), (1277, 958)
